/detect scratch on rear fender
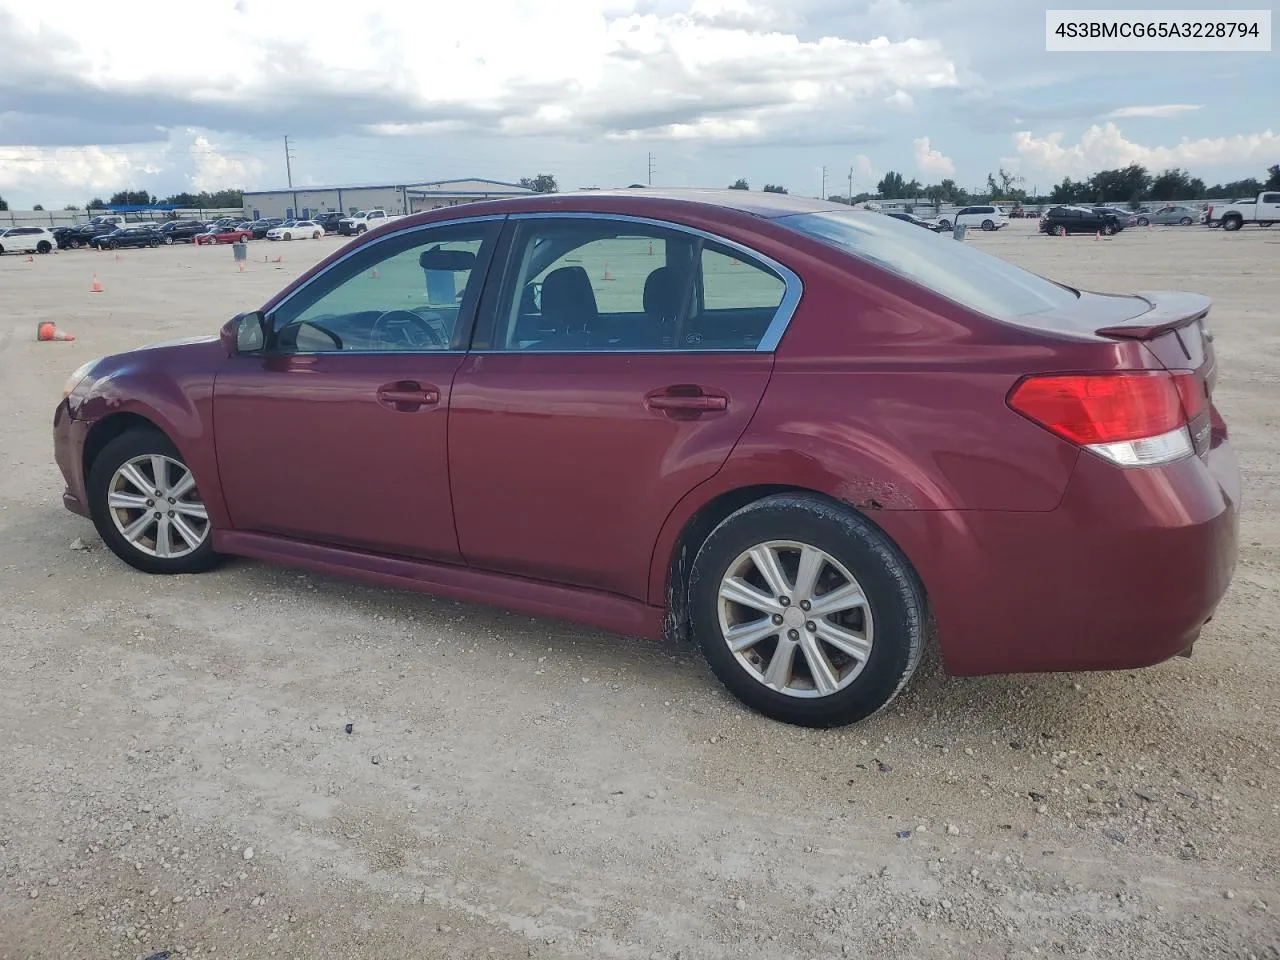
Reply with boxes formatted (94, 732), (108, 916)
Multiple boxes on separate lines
(834, 478), (915, 510)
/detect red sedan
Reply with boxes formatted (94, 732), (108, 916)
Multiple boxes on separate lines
(194, 226), (253, 245)
(52, 190), (1239, 727)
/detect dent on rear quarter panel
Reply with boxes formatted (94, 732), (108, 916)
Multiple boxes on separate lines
(75, 343), (231, 529)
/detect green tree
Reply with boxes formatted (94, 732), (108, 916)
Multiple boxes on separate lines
(32, 203), (44, 211)
(876, 171), (906, 198)
(1266, 165), (1280, 190)
(903, 177), (922, 196)
(1088, 164), (1151, 204)
(87, 197), (107, 209)
(0, 194), (7, 211)
(1049, 177), (1087, 204)
(109, 190), (154, 205)
(728, 178), (750, 190)
(519, 174), (558, 193)
(63, 204), (80, 211)
(761, 183), (787, 194)
(1148, 168), (1194, 201)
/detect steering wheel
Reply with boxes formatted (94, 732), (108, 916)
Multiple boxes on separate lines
(369, 309), (448, 349)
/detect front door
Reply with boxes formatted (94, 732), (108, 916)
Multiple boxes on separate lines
(213, 217), (501, 561)
(448, 216), (790, 599)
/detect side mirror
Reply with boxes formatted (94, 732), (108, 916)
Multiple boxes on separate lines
(220, 311), (267, 355)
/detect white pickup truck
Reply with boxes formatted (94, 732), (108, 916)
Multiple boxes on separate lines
(1205, 191), (1280, 231)
(337, 209), (401, 236)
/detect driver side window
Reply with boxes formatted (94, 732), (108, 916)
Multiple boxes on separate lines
(269, 222), (497, 353)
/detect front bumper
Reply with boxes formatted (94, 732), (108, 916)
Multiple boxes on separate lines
(53, 399), (91, 518)
(883, 437), (1241, 676)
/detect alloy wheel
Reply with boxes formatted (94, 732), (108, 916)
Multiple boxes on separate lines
(717, 540), (874, 699)
(107, 454), (210, 558)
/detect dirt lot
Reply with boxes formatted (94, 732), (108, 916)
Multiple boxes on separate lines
(1, 223), (1277, 960)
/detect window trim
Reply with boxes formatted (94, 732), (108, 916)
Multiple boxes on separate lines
(262, 214), (505, 356)
(469, 211), (802, 355)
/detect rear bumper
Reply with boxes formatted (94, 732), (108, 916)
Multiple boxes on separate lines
(53, 400), (91, 518)
(884, 438), (1241, 676)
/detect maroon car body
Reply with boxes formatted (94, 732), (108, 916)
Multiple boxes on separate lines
(53, 190), (1239, 724)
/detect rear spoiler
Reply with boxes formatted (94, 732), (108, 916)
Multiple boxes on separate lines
(1095, 291), (1210, 340)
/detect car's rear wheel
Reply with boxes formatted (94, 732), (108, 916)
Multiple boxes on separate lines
(1222, 216), (1243, 232)
(313, 231), (321, 239)
(981, 219), (994, 231)
(688, 494), (925, 728)
(88, 430), (220, 576)
(936, 220), (950, 231)
(1102, 223), (1116, 236)
(1178, 217), (1192, 226)
(36, 240), (52, 254)
(108, 241), (119, 250)
(1136, 216), (1150, 226)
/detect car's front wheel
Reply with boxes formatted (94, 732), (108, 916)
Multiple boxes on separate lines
(87, 429), (220, 575)
(1179, 217), (1192, 226)
(688, 494), (925, 728)
(1136, 217), (1150, 226)
(936, 220), (951, 231)
(164, 235), (175, 244)
(981, 219), (994, 231)
(37, 240), (52, 254)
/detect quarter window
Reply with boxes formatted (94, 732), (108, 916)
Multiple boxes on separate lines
(490, 219), (787, 352)
(269, 221), (496, 353)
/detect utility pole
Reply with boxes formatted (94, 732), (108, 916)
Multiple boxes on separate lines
(283, 135), (295, 188)
(821, 165), (827, 201)
(848, 166), (853, 203)
(647, 152), (655, 186)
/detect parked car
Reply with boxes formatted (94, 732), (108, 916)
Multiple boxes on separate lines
(52, 190), (1239, 728)
(194, 226), (254, 246)
(66, 222), (116, 247)
(313, 212), (344, 234)
(158, 221), (210, 244)
(51, 226), (80, 250)
(935, 205), (1007, 231)
(1135, 205), (1197, 227)
(266, 220), (323, 241)
(337, 208), (398, 235)
(90, 226), (162, 250)
(1205, 192), (1280, 230)
(0, 225), (57, 254)
(242, 219), (280, 239)
(1092, 206), (1139, 227)
(885, 211), (945, 232)
(1039, 205), (1125, 236)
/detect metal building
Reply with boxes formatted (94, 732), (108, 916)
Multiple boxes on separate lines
(241, 178), (535, 220)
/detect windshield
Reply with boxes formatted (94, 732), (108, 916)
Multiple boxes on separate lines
(779, 210), (1079, 320)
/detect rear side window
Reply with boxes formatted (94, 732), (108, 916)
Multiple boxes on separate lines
(1264, 193), (1280, 204)
(781, 210), (1080, 321)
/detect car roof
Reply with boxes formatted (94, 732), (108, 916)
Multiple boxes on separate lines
(417, 188), (849, 224)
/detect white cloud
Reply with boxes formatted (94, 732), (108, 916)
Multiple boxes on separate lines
(0, 1), (959, 144)
(182, 134), (265, 192)
(885, 90), (914, 109)
(913, 136), (955, 176)
(1107, 104), (1202, 119)
(1007, 122), (1280, 179)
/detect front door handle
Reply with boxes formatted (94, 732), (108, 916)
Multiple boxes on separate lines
(645, 386), (729, 418)
(377, 381), (440, 411)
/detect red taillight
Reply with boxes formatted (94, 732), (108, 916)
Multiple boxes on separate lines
(1008, 371), (1197, 445)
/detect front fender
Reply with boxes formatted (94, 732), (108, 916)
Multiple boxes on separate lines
(71, 353), (231, 530)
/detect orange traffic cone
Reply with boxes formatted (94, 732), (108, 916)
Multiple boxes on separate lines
(370, 267), (380, 280)
(272, 255), (282, 264)
(36, 322), (75, 342)
(24, 254), (33, 263)
(90, 274), (104, 293)
(602, 262), (615, 281)
(1095, 231), (1100, 241)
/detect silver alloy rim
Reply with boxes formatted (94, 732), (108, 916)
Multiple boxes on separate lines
(107, 454), (210, 558)
(717, 540), (874, 699)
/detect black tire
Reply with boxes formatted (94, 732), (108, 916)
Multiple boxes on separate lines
(36, 241), (52, 254)
(981, 219), (994, 231)
(688, 494), (925, 728)
(164, 235), (175, 244)
(936, 220), (950, 231)
(87, 429), (221, 576)
(1178, 217), (1192, 226)
(1136, 217), (1149, 226)
(0, 244), (5, 255)
(356, 225), (367, 234)
(108, 240), (119, 250)
(1222, 216), (1243, 232)
(1102, 223), (1115, 236)
(1053, 224), (1067, 236)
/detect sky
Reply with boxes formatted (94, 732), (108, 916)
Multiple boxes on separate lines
(0, 0), (1275, 207)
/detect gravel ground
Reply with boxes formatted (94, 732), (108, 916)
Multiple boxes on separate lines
(1, 224), (1277, 960)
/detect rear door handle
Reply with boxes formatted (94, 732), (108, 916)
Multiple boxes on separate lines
(645, 387), (730, 418)
(377, 382), (440, 411)
(647, 394), (728, 411)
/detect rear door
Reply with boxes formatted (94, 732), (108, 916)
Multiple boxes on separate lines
(1260, 192), (1280, 221)
(447, 215), (795, 599)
